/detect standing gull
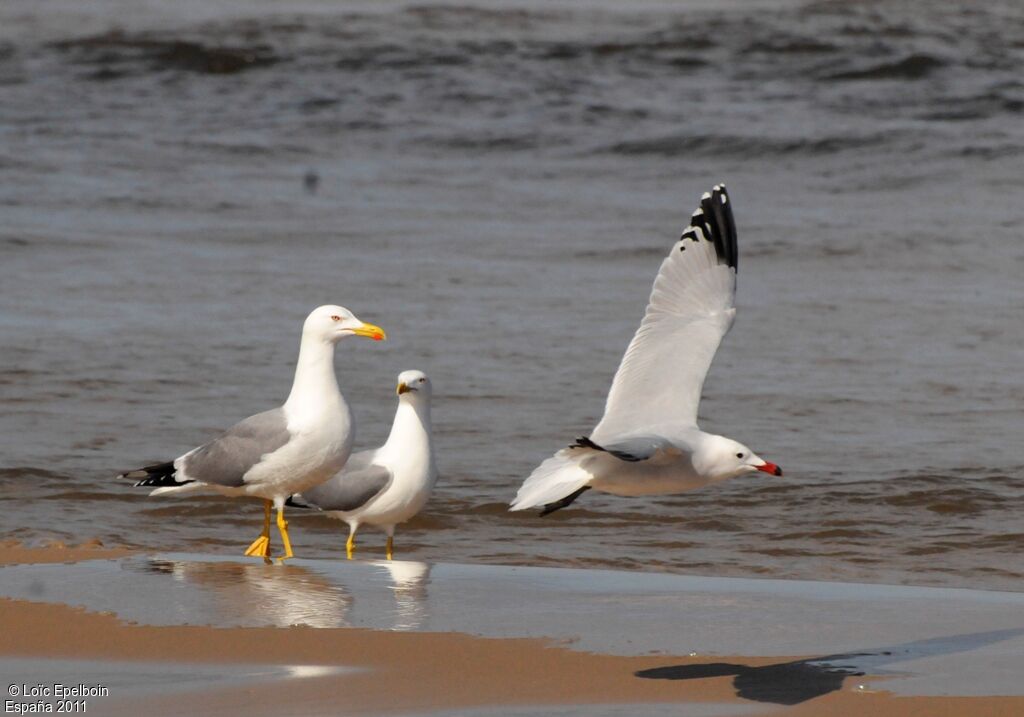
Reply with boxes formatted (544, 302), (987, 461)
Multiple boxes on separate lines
(292, 370), (436, 560)
(510, 185), (782, 516)
(119, 305), (386, 559)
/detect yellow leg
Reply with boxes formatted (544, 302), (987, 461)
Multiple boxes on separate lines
(276, 505), (294, 560)
(385, 535), (394, 561)
(345, 531), (356, 560)
(243, 500), (273, 558)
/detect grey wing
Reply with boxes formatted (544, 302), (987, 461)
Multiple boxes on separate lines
(179, 407), (291, 487)
(300, 454), (392, 512)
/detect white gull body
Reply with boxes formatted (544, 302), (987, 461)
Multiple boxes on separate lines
(510, 185), (782, 516)
(119, 304), (386, 558)
(296, 370), (436, 559)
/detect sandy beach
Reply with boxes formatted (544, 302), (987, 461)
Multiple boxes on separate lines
(2, 544), (1024, 716)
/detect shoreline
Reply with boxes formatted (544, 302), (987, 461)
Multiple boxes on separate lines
(3, 597), (1023, 717)
(5, 597), (1024, 717)
(0, 541), (136, 567)
(2, 547), (1024, 715)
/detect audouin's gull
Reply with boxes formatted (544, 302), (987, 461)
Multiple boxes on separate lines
(510, 185), (782, 516)
(119, 305), (386, 559)
(291, 370), (436, 560)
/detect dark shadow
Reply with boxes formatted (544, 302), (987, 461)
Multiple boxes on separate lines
(637, 658), (861, 705)
(637, 628), (1024, 705)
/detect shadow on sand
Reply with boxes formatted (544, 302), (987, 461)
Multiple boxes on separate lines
(636, 628), (1024, 705)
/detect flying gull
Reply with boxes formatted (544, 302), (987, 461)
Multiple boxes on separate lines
(119, 305), (386, 559)
(510, 185), (782, 516)
(292, 370), (436, 560)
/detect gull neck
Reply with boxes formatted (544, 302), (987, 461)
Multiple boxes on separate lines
(285, 333), (342, 415)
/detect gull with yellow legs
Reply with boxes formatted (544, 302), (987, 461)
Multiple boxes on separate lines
(119, 305), (386, 560)
(293, 370), (436, 560)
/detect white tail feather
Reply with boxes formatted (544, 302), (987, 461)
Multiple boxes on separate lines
(510, 449), (592, 511)
(149, 482), (205, 497)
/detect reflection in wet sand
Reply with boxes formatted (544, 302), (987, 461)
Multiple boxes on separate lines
(145, 559), (352, 628)
(374, 560), (431, 631)
(140, 557), (432, 631)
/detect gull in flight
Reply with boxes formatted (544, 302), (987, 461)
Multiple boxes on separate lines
(511, 185), (782, 516)
(292, 370), (436, 560)
(119, 305), (386, 559)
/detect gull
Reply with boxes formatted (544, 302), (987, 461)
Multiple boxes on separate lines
(118, 305), (386, 559)
(292, 370), (436, 560)
(510, 185), (782, 516)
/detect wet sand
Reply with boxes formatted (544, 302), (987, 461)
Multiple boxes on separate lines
(2, 547), (1024, 716)
(8, 597), (1024, 717)
(0, 540), (135, 566)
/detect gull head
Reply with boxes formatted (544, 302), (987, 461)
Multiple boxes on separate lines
(396, 370), (432, 399)
(303, 305), (386, 344)
(695, 434), (782, 481)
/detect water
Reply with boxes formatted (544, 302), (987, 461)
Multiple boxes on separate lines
(1, 0), (1023, 589)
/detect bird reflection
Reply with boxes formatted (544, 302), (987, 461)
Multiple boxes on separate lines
(145, 558), (352, 628)
(372, 560), (431, 631)
(637, 627), (1024, 705)
(141, 557), (432, 631)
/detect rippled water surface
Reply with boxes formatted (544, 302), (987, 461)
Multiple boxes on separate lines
(1, 0), (1023, 589)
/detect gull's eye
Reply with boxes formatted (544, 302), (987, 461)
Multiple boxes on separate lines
(330, 315), (341, 321)
(419, 378), (426, 383)
(736, 452), (744, 459)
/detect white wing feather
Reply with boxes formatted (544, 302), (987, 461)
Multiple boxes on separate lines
(591, 187), (737, 441)
(510, 449), (592, 511)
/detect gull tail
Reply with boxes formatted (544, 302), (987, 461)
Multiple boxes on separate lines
(285, 494), (317, 510)
(118, 461), (198, 496)
(510, 449), (593, 514)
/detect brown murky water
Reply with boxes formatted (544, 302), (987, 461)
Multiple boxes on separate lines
(1, 0), (1023, 589)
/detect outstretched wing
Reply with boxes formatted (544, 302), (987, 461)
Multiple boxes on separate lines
(591, 185), (738, 442)
(298, 450), (393, 513)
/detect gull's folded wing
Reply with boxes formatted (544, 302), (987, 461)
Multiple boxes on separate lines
(591, 185), (738, 442)
(179, 407), (292, 487)
(299, 451), (393, 513)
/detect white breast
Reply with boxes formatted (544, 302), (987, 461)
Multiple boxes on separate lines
(588, 450), (714, 497)
(359, 446), (435, 526)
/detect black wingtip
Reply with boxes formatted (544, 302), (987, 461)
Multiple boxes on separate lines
(539, 486), (591, 517)
(688, 184), (737, 271)
(569, 436), (644, 462)
(570, 436), (602, 451)
(119, 461), (191, 489)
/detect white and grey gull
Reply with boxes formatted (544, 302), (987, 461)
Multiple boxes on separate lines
(292, 370), (436, 560)
(119, 305), (386, 559)
(510, 185), (782, 516)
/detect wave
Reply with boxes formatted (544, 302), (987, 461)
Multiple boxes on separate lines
(824, 53), (947, 81)
(0, 467), (70, 481)
(601, 133), (890, 159)
(50, 31), (280, 76)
